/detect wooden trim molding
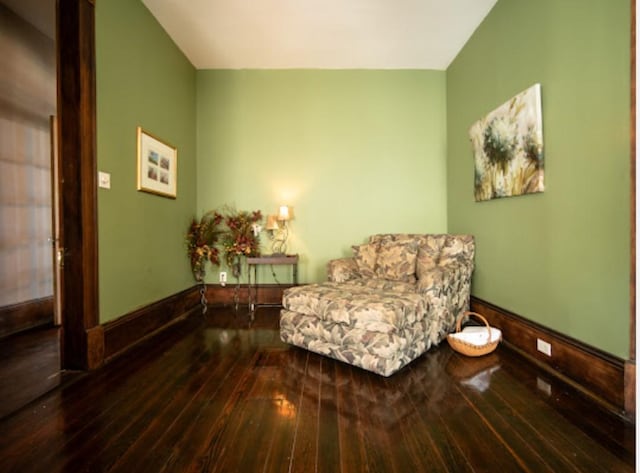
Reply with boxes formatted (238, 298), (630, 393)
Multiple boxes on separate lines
(625, 360), (635, 418)
(0, 297), (54, 339)
(85, 325), (104, 370)
(205, 283), (293, 308)
(631, 0), (636, 363)
(57, 0), (100, 370)
(627, 0), (636, 419)
(470, 297), (628, 418)
(103, 286), (201, 361)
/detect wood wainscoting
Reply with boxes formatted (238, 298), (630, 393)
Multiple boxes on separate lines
(470, 297), (629, 419)
(0, 297), (54, 339)
(102, 286), (202, 362)
(205, 283), (292, 308)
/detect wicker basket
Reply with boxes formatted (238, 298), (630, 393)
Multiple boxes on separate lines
(447, 311), (501, 357)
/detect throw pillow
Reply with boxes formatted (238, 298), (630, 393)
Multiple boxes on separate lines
(352, 242), (379, 278)
(375, 240), (418, 282)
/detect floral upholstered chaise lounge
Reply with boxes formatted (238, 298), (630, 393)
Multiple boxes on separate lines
(280, 234), (475, 376)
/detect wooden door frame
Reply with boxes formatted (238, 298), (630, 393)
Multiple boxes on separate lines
(50, 115), (62, 326)
(57, 0), (103, 370)
(628, 0), (637, 417)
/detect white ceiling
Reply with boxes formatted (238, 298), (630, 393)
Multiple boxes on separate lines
(141, 0), (498, 70)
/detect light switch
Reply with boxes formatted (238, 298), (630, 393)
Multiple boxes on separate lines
(98, 171), (111, 189)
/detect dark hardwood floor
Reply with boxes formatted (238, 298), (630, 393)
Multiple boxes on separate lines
(0, 326), (61, 420)
(0, 307), (634, 472)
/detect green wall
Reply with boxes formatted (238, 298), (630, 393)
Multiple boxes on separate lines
(94, 0), (632, 361)
(196, 70), (448, 283)
(447, 0), (630, 357)
(96, 0), (197, 322)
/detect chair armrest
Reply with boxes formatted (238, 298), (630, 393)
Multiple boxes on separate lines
(417, 261), (473, 296)
(327, 258), (361, 282)
(416, 261), (474, 331)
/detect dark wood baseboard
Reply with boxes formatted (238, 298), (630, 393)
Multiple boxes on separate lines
(86, 325), (104, 370)
(205, 283), (293, 308)
(470, 297), (629, 419)
(0, 297), (54, 339)
(103, 286), (201, 362)
(624, 360), (635, 417)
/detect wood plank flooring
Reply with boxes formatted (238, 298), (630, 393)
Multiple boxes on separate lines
(0, 307), (634, 472)
(0, 326), (61, 419)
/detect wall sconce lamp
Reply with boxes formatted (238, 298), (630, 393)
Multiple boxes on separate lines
(265, 205), (292, 255)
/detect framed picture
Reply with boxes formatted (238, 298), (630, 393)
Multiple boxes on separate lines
(136, 127), (177, 198)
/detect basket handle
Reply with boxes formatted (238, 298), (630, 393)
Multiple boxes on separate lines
(456, 311), (492, 340)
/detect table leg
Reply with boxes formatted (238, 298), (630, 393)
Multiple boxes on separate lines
(249, 264), (257, 321)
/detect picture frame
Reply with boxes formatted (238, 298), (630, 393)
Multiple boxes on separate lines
(136, 126), (177, 199)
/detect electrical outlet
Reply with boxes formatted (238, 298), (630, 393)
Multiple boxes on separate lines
(219, 271), (227, 285)
(536, 338), (552, 356)
(536, 377), (552, 396)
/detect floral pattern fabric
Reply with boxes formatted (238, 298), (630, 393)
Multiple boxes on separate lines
(416, 235), (448, 274)
(283, 280), (426, 334)
(280, 309), (440, 377)
(281, 233), (475, 377)
(374, 240), (419, 282)
(327, 258), (360, 283)
(352, 242), (379, 278)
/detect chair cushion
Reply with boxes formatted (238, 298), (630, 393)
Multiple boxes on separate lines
(374, 240), (418, 282)
(282, 280), (425, 334)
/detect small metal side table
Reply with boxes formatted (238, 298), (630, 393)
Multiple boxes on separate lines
(246, 254), (299, 316)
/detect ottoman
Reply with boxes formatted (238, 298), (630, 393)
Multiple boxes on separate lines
(280, 280), (442, 376)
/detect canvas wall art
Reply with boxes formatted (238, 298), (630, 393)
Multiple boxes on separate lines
(469, 83), (544, 202)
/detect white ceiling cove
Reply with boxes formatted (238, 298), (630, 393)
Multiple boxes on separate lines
(141, 0), (498, 70)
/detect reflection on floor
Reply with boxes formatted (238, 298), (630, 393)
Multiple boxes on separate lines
(0, 307), (634, 472)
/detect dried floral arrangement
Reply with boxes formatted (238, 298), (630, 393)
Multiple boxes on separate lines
(186, 207), (263, 281)
(186, 210), (223, 281)
(220, 208), (263, 277)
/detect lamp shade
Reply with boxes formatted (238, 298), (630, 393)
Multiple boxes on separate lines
(278, 205), (290, 221)
(265, 214), (279, 230)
